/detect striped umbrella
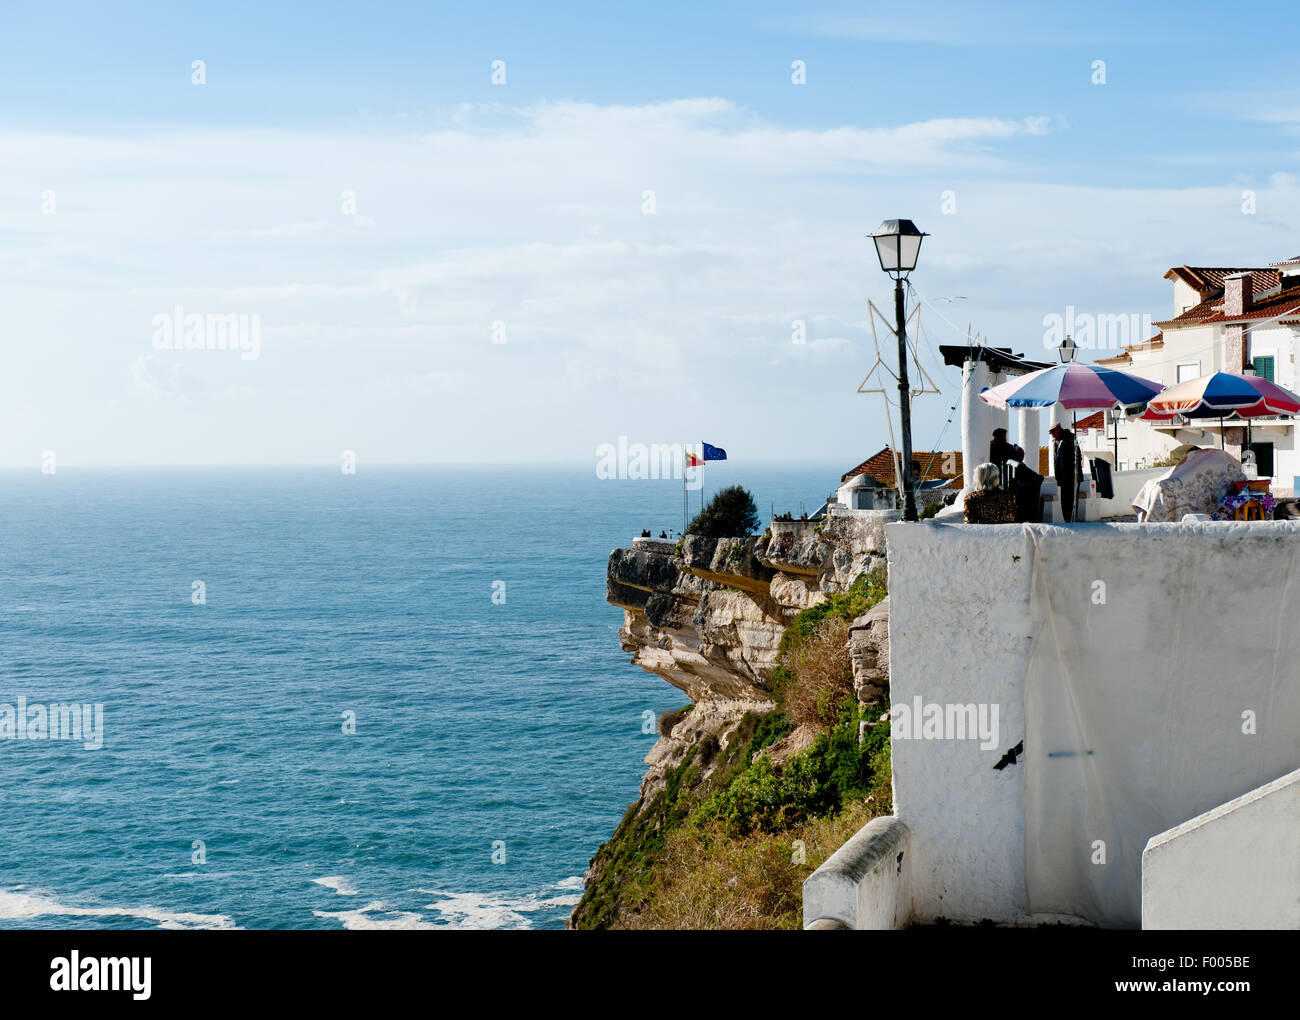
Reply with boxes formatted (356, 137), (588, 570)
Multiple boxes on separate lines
(1140, 371), (1300, 450)
(1145, 371), (1300, 418)
(979, 361), (1164, 411)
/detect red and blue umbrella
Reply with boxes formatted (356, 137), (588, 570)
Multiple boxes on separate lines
(1138, 371), (1300, 450)
(979, 362), (1164, 411)
(1144, 371), (1300, 419)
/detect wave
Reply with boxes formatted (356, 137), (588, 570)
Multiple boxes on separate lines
(311, 875), (359, 896)
(0, 887), (238, 930)
(416, 877), (585, 930)
(309, 877), (585, 930)
(312, 901), (438, 930)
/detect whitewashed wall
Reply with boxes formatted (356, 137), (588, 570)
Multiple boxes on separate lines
(1142, 767), (1300, 930)
(875, 519), (1300, 928)
(885, 522), (1038, 923)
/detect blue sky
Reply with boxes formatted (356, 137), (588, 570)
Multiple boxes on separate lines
(3, 1), (1299, 466)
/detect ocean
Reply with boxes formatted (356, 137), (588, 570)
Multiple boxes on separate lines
(0, 462), (844, 929)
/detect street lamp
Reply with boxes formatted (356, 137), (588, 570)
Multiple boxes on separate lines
(1058, 334), (1078, 364)
(1107, 407), (1123, 465)
(1242, 362), (1256, 451)
(870, 219), (929, 522)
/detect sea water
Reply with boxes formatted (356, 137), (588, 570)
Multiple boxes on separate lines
(0, 462), (843, 928)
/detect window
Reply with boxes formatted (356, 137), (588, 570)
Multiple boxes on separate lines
(1250, 442), (1274, 478)
(1176, 362), (1199, 383)
(1253, 355), (1275, 382)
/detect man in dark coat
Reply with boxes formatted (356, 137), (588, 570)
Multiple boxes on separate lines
(1049, 421), (1083, 522)
(989, 428), (1024, 487)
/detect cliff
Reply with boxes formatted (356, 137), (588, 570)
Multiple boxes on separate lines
(571, 513), (893, 928)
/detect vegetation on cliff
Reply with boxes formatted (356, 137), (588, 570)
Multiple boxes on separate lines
(571, 567), (890, 930)
(686, 484), (761, 538)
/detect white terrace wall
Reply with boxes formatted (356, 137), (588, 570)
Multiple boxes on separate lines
(1142, 767), (1300, 930)
(881, 518), (1300, 928)
(886, 523), (1037, 923)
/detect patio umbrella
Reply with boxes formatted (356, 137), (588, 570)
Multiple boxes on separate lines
(980, 363), (1164, 520)
(1142, 372), (1300, 451)
(979, 361), (1164, 414)
(1146, 371), (1300, 418)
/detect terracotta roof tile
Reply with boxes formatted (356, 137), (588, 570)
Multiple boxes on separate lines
(843, 447), (964, 488)
(1156, 269), (1282, 327)
(845, 445), (1054, 487)
(1197, 288), (1300, 324)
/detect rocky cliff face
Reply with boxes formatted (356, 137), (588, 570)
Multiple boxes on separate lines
(605, 515), (892, 807)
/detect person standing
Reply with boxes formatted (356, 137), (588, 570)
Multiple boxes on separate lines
(1049, 422), (1083, 522)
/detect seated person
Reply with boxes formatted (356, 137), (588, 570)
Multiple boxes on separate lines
(964, 462), (1018, 523)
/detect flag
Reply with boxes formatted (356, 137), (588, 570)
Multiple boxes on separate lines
(702, 442), (727, 461)
(685, 450), (703, 467)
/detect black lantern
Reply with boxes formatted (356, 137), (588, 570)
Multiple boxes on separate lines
(870, 219), (928, 278)
(1058, 334), (1078, 364)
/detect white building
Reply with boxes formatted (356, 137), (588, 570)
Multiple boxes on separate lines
(1097, 260), (1300, 492)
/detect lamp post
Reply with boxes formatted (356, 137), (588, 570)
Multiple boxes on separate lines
(1057, 333), (1079, 434)
(1107, 407), (1123, 465)
(1242, 361), (1256, 452)
(870, 219), (928, 522)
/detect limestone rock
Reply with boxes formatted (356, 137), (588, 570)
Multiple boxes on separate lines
(769, 571), (826, 611)
(680, 534), (775, 595)
(757, 514), (890, 594)
(849, 597), (890, 704)
(603, 519), (891, 816)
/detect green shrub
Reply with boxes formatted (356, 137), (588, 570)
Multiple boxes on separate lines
(687, 485), (761, 538)
(694, 699), (891, 836)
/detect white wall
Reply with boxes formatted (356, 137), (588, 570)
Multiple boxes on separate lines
(803, 817), (912, 930)
(1142, 768), (1300, 930)
(1094, 466), (1169, 518)
(871, 519), (1300, 928)
(886, 522), (1036, 923)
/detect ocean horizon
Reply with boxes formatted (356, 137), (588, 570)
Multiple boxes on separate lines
(0, 461), (845, 929)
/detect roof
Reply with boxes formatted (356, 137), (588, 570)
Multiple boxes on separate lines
(1195, 285), (1300, 325)
(1075, 411), (1105, 430)
(1163, 266), (1276, 294)
(1269, 255), (1300, 268)
(1097, 331), (1164, 364)
(841, 447), (964, 488)
(1156, 268), (1283, 328)
(843, 445), (1052, 487)
(937, 344), (1052, 375)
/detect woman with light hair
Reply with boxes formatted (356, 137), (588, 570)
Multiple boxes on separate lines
(964, 462), (1018, 523)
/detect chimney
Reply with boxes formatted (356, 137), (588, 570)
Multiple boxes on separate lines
(1224, 271), (1253, 317)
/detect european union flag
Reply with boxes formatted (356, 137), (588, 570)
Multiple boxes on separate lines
(702, 442), (727, 461)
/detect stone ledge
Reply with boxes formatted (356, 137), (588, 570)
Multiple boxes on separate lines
(803, 816), (911, 930)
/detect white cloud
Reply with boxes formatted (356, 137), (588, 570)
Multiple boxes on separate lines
(0, 98), (1296, 466)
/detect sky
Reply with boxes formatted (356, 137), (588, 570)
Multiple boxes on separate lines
(3, 0), (1300, 468)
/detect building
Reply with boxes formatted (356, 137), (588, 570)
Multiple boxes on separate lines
(1097, 260), (1300, 490)
(835, 445), (1052, 512)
